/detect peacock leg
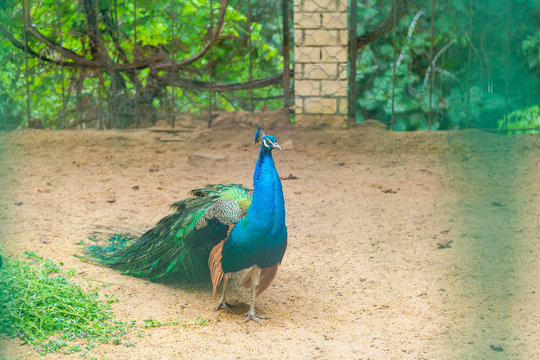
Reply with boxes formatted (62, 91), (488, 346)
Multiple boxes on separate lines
(244, 266), (268, 325)
(215, 273), (231, 311)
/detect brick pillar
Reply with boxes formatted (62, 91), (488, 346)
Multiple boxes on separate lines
(294, 0), (348, 127)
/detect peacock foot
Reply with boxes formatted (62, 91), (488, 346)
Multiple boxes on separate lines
(214, 302), (232, 312)
(244, 309), (268, 326)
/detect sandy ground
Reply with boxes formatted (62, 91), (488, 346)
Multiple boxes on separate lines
(0, 121), (538, 359)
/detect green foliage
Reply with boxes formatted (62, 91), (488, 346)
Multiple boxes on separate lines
(354, 0), (540, 131)
(0, 250), (132, 355)
(522, 29), (540, 70)
(0, 0), (284, 129)
(498, 105), (540, 134)
(1, 0), (538, 131)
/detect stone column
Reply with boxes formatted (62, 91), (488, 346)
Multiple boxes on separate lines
(293, 0), (348, 127)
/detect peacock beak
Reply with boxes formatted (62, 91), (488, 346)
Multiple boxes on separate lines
(273, 142), (282, 150)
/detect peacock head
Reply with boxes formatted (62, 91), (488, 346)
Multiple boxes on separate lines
(255, 127), (281, 152)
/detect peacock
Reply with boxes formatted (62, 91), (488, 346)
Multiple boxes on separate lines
(82, 127), (287, 324)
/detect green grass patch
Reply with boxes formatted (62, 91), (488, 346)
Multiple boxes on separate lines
(0, 250), (133, 355)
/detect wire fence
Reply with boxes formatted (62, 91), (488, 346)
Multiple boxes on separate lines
(0, 0), (538, 132)
(348, 0), (540, 132)
(0, 0), (292, 130)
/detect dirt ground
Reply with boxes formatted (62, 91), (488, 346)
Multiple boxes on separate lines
(0, 120), (538, 359)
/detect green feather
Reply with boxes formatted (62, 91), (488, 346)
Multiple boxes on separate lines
(82, 184), (252, 284)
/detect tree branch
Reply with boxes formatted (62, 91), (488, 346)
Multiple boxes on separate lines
(423, 40), (454, 87)
(357, 0), (409, 47)
(160, 70), (292, 92)
(82, 0), (102, 60)
(0, 24), (91, 68)
(155, 0), (228, 71)
(2, 0), (228, 73)
(26, 25), (100, 67)
(0, 25), (46, 59)
(396, 9), (424, 67)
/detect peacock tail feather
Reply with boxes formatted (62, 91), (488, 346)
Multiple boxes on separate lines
(82, 184), (252, 284)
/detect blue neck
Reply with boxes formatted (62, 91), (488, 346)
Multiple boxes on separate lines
(220, 145), (287, 272)
(247, 147), (285, 227)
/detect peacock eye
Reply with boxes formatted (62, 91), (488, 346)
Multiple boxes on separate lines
(262, 138), (270, 148)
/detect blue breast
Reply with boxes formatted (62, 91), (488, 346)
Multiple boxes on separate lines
(221, 147), (287, 273)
